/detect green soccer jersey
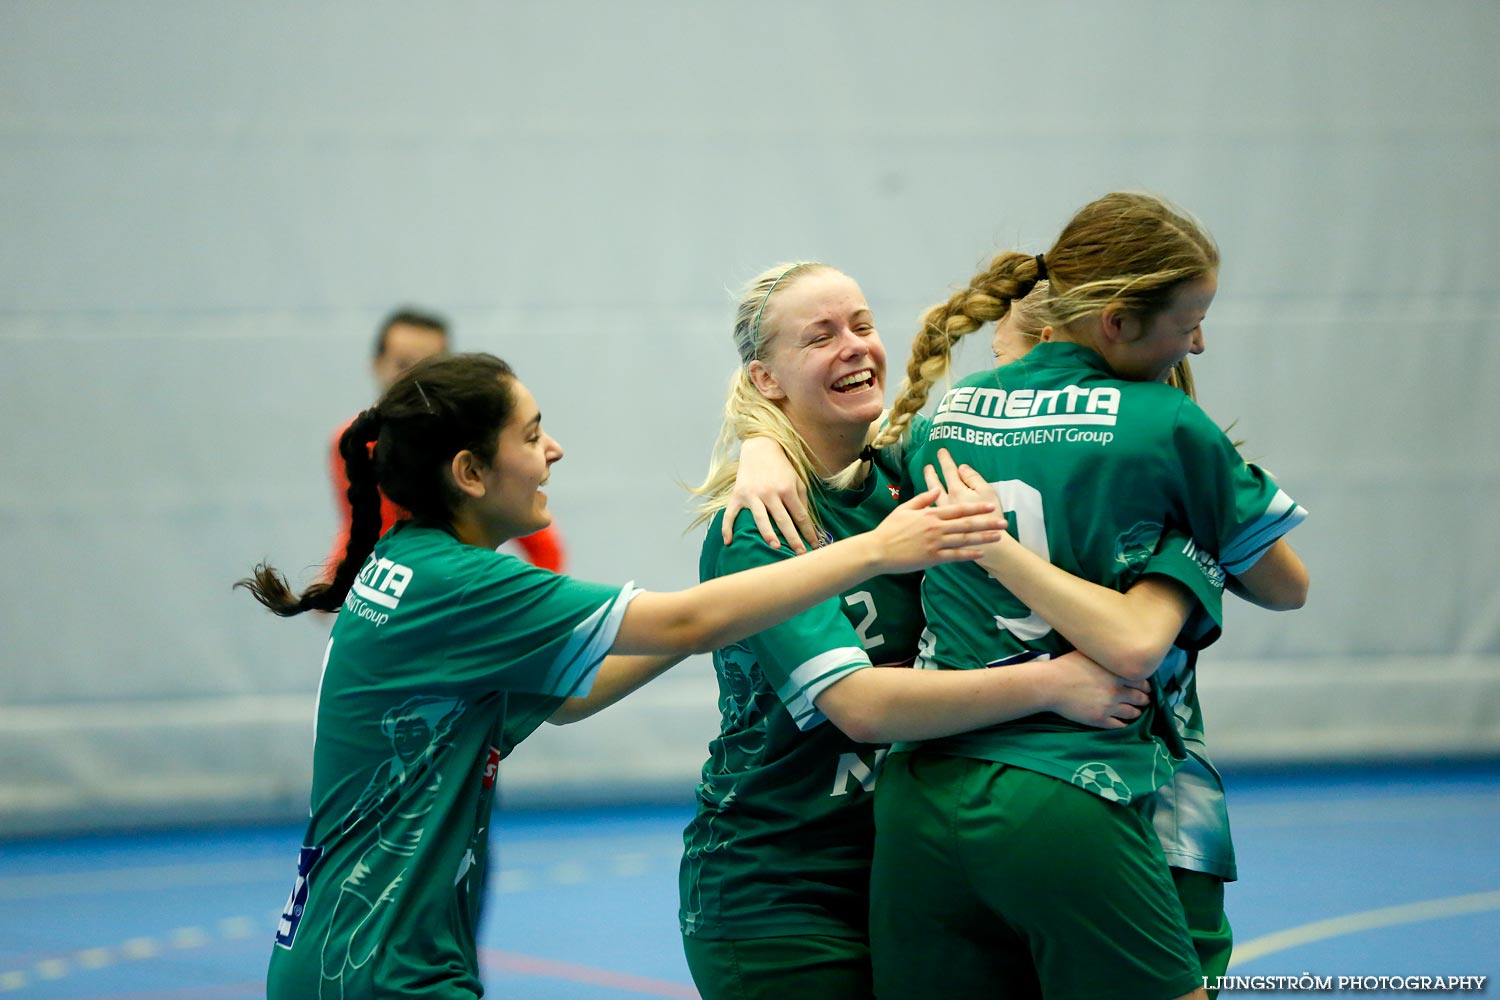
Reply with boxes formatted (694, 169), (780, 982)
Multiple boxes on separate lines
(679, 454), (924, 941)
(268, 521), (638, 1000)
(900, 342), (1306, 806)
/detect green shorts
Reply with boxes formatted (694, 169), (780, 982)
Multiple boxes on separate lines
(1174, 866), (1232, 996)
(869, 752), (1202, 1000)
(682, 933), (871, 1000)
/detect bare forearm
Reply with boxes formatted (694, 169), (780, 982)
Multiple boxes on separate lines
(975, 537), (1183, 679)
(610, 493), (1000, 656)
(1230, 538), (1308, 610)
(818, 664), (1055, 744)
(609, 537), (882, 655)
(548, 654), (686, 724)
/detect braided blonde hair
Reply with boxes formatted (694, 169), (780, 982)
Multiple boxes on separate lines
(872, 192), (1219, 449)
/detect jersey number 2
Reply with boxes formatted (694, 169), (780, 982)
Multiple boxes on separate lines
(844, 591), (884, 650)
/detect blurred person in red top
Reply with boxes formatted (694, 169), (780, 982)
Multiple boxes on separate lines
(327, 308), (567, 574)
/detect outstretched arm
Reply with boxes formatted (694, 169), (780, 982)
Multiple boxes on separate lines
(548, 654), (687, 724)
(610, 490), (1004, 656)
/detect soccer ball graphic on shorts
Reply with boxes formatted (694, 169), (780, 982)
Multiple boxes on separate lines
(1071, 762), (1133, 803)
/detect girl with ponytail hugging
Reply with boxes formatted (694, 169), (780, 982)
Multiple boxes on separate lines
(678, 264), (1157, 1000)
(938, 281), (1298, 997)
(861, 192), (1307, 1000)
(238, 352), (1009, 1000)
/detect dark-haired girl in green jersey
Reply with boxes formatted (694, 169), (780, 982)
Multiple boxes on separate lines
(237, 351), (1011, 1000)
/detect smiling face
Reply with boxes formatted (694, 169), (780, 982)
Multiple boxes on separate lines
(391, 716), (433, 764)
(748, 268), (886, 445)
(476, 378), (563, 541)
(1108, 272), (1217, 383)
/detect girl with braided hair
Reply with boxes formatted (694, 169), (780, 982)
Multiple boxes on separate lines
(929, 281), (1259, 996)
(237, 351), (1011, 1000)
(861, 192), (1307, 1000)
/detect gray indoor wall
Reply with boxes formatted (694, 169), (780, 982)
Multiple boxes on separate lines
(2, 1), (1497, 835)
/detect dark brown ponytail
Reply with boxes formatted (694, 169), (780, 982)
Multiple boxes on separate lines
(236, 353), (517, 618)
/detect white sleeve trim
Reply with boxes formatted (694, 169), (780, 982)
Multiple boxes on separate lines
(1220, 489), (1308, 574)
(776, 646), (871, 732)
(544, 582), (642, 698)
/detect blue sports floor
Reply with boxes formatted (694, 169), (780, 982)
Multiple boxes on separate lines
(2, 763), (1496, 998)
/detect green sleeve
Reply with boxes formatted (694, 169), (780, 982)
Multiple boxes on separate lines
(442, 552), (639, 698)
(1170, 398), (1308, 575)
(1141, 530), (1226, 651)
(715, 511), (870, 731)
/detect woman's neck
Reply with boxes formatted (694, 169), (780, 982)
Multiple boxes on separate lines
(448, 509), (507, 550)
(800, 419), (873, 483)
(1047, 318), (1104, 353)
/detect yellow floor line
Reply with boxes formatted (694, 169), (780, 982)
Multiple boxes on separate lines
(1229, 890), (1500, 966)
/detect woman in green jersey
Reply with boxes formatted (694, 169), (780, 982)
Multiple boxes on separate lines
(678, 263), (1159, 1000)
(237, 352), (1010, 1000)
(971, 284), (1305, 994)
(858, 192), (1308, 1000)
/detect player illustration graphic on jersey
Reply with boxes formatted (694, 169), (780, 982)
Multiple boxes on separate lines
(316, 695), (465, 1000)
(680, 771), (736, 937)
(682, 646), (764, 937)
